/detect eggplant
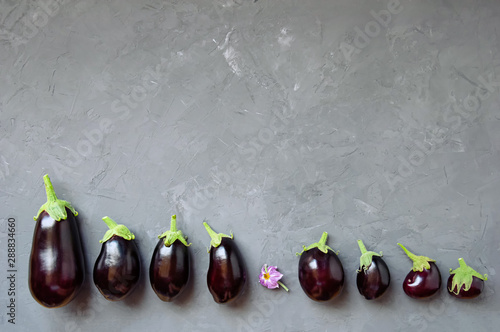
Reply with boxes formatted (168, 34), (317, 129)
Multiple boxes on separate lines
(29, 174), (85, 308)
(204, 222), (246, 304)
(398, 243), (441, 299)
(297, 232), (344, 302)
(447, 258), (488, 299)
(150, 215), (191, 302)
(356, 240), (390, 300)
(93, 216), (141, 301)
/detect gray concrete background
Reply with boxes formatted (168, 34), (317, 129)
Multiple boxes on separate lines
(1, 0), (499, 331)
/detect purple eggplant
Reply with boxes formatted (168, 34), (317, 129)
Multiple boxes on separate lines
(297, 232), (344, 302)
(93, 217), (141, 301)
(150, 215), (191, 302)
(398, 243), (441, 299)
(447, 258), (488, 299)
(356, 240), (390, 300)
(204, 222), (246, 304)
(29, 175), (85, 308)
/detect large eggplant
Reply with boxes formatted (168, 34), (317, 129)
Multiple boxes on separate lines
(29, 174), (85, 308)
(150, 215), (191, 302)
(297, 232), (344, 302)
(204, 222), (246, 304)
(93, 216), (141, 301)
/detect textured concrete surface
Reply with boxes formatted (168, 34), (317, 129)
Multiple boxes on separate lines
(1, 0), (500, 331)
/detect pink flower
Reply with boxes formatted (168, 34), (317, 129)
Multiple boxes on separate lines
(259, 264), (289, 291)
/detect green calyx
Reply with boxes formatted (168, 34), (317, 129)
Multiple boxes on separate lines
(296, 232), (337, 256)
(398, 243), (435, 272)
(99, 216), (135, 243)
(158, 215), (191, 247)
(34, 174), (78, 221)
(357, 239), (382, 272)
(203, 222), (232, 252)
(449, 258), (488, 295)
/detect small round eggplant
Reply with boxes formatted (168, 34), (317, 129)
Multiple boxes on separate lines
(398, 243), (441, 299)
(204, 222), (246, 304)
(29, 175), (85, 308)
(93, 217), (141, 301)
(356, 240), (390, 300)
(150, 215), (191, 302)
(447, 258), (488, 299)
(297, 232), (344, 302)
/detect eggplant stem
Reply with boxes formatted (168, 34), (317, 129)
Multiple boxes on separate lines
(203, 221), (232, 249)
(358, 239), (382, 270)
(158, 215), (191, 247)
(35, 174), (78, 221)
(397, 243), (417, 260)
(204, 222), (218, 238)
(358, 239), (367, 254)
(297, 232), (335, 255)
(318, 232), (328, 246)
(397, 242), (435, 272)
(102, 216), (118, 229)
(99, 216), (135, 243)
(170, 215), (177, 232)
(43, 174), (58, 202)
